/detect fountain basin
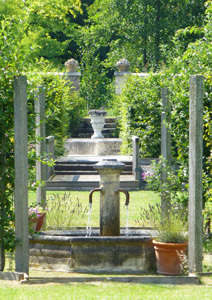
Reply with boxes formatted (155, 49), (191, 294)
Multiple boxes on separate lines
(29, 229), (156, 274)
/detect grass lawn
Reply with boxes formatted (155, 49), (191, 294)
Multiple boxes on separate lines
(3, 253), (212, 300)
(29, 190), (160, 228)
(0, 279), (212, 300)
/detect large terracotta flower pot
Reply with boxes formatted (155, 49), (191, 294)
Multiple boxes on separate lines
(29, 212), (46, 232)
(152, 240), (188, 275)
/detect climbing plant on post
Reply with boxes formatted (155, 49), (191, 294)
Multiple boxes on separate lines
(0, 14), (34, 271)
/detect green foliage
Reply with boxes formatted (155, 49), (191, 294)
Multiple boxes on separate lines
(25, 0), (82, 64)
(28, 69), (86, 156)
(117, 3), (212, 214)
(144, 157), (189, 207)
(45, 193), (88, 230)
(139, 202), (188, 243)
(0, 13), (36, 258)
(79, 36), (114, 110)
(118, 74), (161, 157)
(0, 6), (86, 260)
(83, 0), (205, 71)
(42, 75), (85, 155)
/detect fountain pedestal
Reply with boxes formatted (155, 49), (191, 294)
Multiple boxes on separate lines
(94, 159), (126, 236)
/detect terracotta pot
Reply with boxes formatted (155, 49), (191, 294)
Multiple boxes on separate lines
(29, 212), (46, 232)
(152, 240), (188, 275)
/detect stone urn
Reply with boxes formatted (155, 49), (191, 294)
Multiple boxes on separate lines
(89, 110), (107, 139)
(116, 58), (130, 72)
(64, 58), (79, 72)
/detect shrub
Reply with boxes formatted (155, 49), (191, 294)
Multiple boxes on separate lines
(138, 202), (188, 243)
(118, 74), (162, 157)
(28, 70), (87, 156)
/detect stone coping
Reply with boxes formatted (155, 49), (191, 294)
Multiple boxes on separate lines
(32, 227), (155, 237)
(29, 234), (152, 244)
(22, 275), (200, 285)
(0, 272), (25, 281)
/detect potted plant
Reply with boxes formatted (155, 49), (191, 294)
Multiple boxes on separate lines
(28, 205), (46, 233)
(139, 202), (188, 275)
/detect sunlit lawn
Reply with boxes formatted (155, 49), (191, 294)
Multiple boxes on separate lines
(28, 190), (160, 228)
(0, 279), (212, 300)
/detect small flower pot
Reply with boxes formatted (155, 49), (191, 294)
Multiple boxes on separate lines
(152, 240), (188, 275)
(29, 212), (46, 232)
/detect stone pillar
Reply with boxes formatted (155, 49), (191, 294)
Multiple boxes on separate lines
(114, 58), (131, 95)
(161, 88), (171, 211)
(64, 58), (81, 91)
(132, 136), (140, 180)
(46, 136), (55, 179)
(14, 76), (29, 274)
(188, 75), (204, 273)
(94, 160), (125, 236)
(35, 87), (46, 205)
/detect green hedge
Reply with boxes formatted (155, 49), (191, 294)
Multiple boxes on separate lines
(118, 74), (162, 157)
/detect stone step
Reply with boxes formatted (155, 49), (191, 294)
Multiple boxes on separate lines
(78, 133), (116, 138)
(54, 157), (133, 176)
(47, 155), (139, 191)
(46, 175), (140, 191)
(55, 161), (133, 166)
(54, 170), (133, 176)
(54, 163), (132, 168)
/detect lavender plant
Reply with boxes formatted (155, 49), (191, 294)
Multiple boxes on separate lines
(45, 193), (88, 230)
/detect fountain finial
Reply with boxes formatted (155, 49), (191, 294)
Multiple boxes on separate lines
(116, 58), (130, 72)
(64, 58), (79, 72)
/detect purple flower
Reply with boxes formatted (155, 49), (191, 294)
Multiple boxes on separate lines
(28, 205), (45, 218)
(142, 171), (154, 181)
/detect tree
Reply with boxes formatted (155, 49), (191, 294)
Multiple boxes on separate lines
(80, 0), (205, 71)
(0, 0), (82, 66)
(117, 0), (212, 216)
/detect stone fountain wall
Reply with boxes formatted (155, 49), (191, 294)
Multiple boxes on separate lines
(29, 233), (156, 273)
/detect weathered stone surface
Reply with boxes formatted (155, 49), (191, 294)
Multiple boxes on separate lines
(29, 232), (156, 273)
(93, 159), (126, 236)
(14, 76), (29, 274)
(64, 138), (122, 155)
(188, 75), (204, 273)
(161, 88), (171, 211)
(23, 275), (200, 285)
(0, 272), (25, 281)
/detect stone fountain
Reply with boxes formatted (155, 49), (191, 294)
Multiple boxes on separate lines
(89, 159), (129, 236)
(29, 160), (155, 273)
